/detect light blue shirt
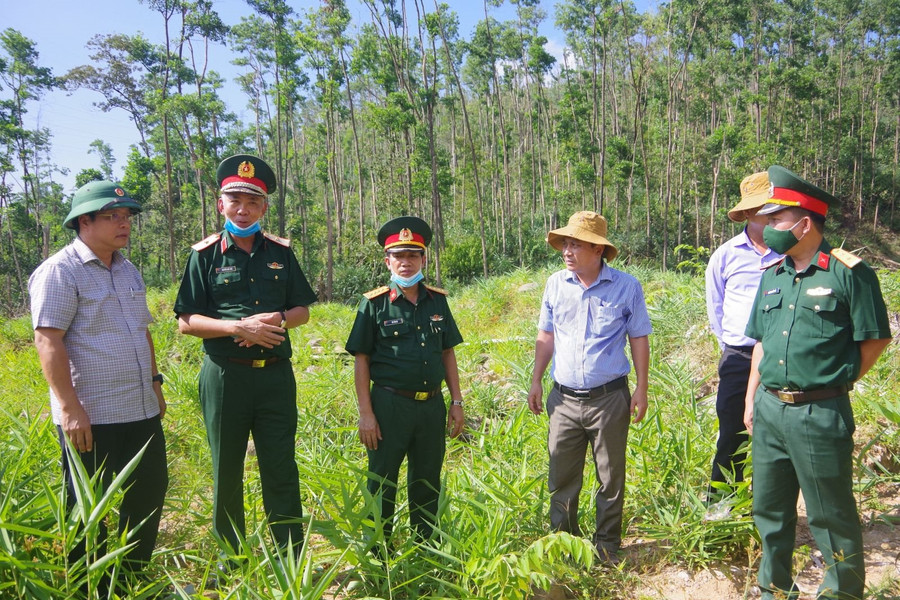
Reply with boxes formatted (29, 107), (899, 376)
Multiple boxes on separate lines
(705, 228), (781, 348)
(538, 265), (652, 389)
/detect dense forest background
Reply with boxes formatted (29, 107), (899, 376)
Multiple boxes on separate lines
(2, 0), (899, 314)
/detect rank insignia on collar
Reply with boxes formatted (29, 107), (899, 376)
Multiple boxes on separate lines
(430, 314), (444, 322)
(764, 288), (780, 296)
(267, 262), (284, 269)
(806, 287), (833, 296)
(389, 288), (399, 302)
(816, 251), (830, 269)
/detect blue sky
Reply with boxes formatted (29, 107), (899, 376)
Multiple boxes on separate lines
(6, 0), (655, 194)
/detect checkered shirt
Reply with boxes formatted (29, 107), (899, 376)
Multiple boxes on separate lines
(28, 237), (160, 425)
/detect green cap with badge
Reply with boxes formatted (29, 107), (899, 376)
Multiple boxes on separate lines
(757, 165), (839, 218)
(216, 154), (277, 196)
(64, 181), (142, 229)
(378, 216), (432, 252)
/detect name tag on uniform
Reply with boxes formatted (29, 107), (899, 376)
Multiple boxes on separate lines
(216, 266), (237, 273)
(806, 287), (833, 296)
(764, 288), (780, 296)
(267, 262), (284, 270)
(383, 318), (404, 326)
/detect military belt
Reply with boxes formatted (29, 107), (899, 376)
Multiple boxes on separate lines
(765, 383), (852, 405)
(553, 376), (628, 400)
(227, 356), (281, 368)
(378, 385), (441, 401)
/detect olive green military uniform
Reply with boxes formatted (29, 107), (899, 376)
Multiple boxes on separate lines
(746, 240), (890, 599)
(345, 281), (463, 539)
(174, 229), (316, 551)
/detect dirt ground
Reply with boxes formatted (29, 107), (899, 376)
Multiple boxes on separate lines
(630, 488), (900, 600)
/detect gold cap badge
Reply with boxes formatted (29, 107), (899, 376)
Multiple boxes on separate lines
(238, 161), (255, 179)
(399, 228), (413, 241)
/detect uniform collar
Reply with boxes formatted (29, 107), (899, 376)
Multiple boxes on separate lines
(220, 229), (264, 253)
(388, 280), (430, 303)
(778, 239), (833, 274)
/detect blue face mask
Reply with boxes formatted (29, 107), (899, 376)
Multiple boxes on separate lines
(391, 271), (424, 288)
(224, 219), (261, 237)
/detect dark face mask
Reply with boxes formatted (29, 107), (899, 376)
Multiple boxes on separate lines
(762, 217), (805, 254)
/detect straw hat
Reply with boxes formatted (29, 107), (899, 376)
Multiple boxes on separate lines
(727, 171), (770, 222)
(546, 211), (618, 261)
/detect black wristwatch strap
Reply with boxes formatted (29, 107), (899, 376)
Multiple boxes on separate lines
(152, 373), (164, 385)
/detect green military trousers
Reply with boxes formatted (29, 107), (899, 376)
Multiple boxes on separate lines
(752, 388), (864, 600)
(367, 385), (447, 542)
(199, 355), (303, 553)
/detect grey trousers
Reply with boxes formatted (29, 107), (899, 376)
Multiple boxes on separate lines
(546, 383), (631, 551)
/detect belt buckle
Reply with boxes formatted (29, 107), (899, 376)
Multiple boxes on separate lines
(777, 390), (796, 404)
(414, 391), (429, 401)
(252, 359), (266, 368)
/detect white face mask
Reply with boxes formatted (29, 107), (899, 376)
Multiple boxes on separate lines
(391, 270), (424, 287)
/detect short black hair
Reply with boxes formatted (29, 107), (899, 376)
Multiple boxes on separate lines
(72, 212), (98, 234)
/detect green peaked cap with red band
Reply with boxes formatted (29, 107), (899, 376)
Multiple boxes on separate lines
(377, 216), (432, 252)
(216, 154), (277, 196)
(757, 165), (839, 218)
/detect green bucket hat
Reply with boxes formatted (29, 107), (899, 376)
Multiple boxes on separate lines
(64, 181), (142, 229)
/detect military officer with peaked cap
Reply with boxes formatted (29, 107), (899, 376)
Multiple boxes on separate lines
(743, 165), (891, 599)
(345, 216), (465, 548)
(174, 154), (317, 557)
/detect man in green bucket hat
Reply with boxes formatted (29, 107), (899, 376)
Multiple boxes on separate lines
(29, 180), (169, 585)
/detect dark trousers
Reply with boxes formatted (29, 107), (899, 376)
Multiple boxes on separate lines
(546, 383), (631, 552)
(366, 385), (447, 542)
(709, 344), (753, 492)
(59, 416), (168, 571)
(199, 356), (303, 553)
(753, 389), (864, 600)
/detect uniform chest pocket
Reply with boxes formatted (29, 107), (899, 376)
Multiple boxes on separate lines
(211, 271), (246, 303)
(758, 294), (782, 336)
(260, 268), (288, 303)
(798, 294), (844, 338)
(379, 320), (411, 341)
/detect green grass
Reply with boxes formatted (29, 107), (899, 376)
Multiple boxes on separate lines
(0, 266), (897, 599)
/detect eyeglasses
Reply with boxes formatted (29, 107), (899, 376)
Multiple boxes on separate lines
(96, 212), (134, 223)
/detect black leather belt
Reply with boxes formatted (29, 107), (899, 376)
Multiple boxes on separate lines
(553, 376), (628, 399)
(378, 385), (441, 401)
(765, 384), (851, 404)
(227, 356), (281, 368)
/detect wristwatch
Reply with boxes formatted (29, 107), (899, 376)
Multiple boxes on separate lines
(152, 373), (164, 385)
(451, 399), (464, 407)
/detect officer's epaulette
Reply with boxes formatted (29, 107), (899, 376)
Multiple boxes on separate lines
(263, 231), (291, 247)
(363, 286), (390, 300)
(763, 257), (785, 270)
(191, 233), (220, 251)
(831, 247), (862, 269)
(424, 284), (448, 295)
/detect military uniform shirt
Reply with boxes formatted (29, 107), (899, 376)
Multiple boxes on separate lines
(745, 240), (890, 390)
(345, 281), (463, 391)
(173, 230), (316, 359)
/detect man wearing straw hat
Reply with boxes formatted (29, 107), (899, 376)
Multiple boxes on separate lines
(527, 211), (651, 565)
(744, 165), (891, 599)
(704, 171), (782, 508)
